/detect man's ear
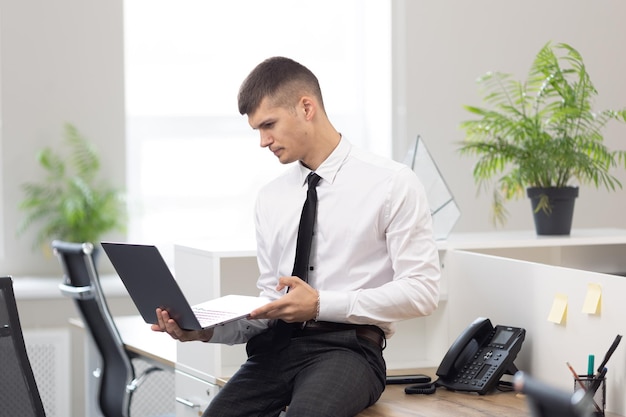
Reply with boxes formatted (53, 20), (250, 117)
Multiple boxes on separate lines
(301, 96), (316, 120)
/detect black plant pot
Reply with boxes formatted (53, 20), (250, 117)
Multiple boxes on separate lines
(526, 187), (579, 236)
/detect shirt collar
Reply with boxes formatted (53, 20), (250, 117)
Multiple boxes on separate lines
(297, 137), (351, 186)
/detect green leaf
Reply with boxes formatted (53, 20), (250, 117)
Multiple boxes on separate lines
(17, 123), (127, 251)
(458, 42), (626, 226)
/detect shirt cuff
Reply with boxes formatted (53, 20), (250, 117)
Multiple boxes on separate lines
(317, 290), (351, 322)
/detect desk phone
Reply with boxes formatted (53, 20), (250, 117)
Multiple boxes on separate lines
(406, 317), (525, 395)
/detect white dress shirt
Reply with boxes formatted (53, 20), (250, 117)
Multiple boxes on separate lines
(210, 138), (440, 344)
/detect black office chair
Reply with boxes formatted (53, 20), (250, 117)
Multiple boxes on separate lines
(514, 371), (594, 417)
(0, 276), (47, 417)
(52, 240), (165, 417)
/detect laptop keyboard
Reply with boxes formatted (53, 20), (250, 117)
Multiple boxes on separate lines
(193, 307), (236, 323)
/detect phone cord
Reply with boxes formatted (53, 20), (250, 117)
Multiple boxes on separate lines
(404, 379), (439, 395)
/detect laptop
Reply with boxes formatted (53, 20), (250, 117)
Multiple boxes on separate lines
(101, 241), (270, 330)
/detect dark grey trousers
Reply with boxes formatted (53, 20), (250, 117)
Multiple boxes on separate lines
(202, 327), (386, 417)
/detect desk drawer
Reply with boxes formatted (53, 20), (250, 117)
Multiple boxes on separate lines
(175, 370), (220, 416)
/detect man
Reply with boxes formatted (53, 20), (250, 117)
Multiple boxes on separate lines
(153, 56), (440, 417)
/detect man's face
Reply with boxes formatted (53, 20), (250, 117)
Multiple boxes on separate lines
(248, 97), (309, 165)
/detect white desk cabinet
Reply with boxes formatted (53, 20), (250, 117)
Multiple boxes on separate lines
(174, 241), (258, 381)
(175, 370), (219, 417)
(173, 240), (259, 411)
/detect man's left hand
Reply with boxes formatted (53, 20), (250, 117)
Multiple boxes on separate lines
(249, 276), (318, 322)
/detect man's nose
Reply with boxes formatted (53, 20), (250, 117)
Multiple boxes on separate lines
(260, 131), (272, 148)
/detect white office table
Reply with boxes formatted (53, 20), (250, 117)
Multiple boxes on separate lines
(114, 315), (176, 368)
(71, 315), (176, 368)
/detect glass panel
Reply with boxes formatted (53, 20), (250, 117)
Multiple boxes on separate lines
(404, 135), (460, 240)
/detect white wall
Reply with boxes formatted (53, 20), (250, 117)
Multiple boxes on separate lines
(0, 0), (125, 276)
(393, 0), (626, 234)
(2, 0), (626, 276)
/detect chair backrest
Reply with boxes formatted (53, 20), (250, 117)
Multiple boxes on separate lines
(52, 240), (134, 417)
(0, 276), (47, 417)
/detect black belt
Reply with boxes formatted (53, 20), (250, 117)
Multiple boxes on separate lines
(292, 320), (385, 349)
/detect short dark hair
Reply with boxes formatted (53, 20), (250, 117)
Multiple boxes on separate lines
(237, 56), (324, 115)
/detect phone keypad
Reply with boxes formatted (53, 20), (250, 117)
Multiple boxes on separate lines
(439, 324), (525, 395)
(454, 348), (503, 387)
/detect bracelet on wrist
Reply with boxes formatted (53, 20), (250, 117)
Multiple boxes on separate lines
(314, 290), (321, 321)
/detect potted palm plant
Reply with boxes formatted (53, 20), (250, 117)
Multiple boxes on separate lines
(18, 123), (126, 255)
(459, 42), (626, 235)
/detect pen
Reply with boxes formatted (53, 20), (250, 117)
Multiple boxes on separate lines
(566, 362), (585, 388)
(590, 367), (607, 394)
(587, 354), (595, 376)
(596, 334), (622, 375)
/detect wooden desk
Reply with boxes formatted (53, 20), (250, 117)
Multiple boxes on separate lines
(215, 370), (527, 417)
(113, 316), (529, 416)
(363, 373), (621, 417)
(113, 316), (624, 417)
(358, 385), (526, 417)
(112, 318), (521, 416)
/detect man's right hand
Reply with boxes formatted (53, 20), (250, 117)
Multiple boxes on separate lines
(151, 308), (214, 342)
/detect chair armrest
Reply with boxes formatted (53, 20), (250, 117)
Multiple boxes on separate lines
(126, 366), (163, 393)
(58, 283), (94, 300)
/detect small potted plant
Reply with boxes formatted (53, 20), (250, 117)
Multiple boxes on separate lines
(459, 42), (626, 235)
(18, 123), (126, 255)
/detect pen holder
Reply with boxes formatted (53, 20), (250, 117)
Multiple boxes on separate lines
(574, 374), (606, 417)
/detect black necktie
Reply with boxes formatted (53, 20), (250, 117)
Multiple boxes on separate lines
(291, 172), (322, 281)
(273, 172), (321, 348)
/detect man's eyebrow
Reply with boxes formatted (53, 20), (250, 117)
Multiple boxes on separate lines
(254, 118), (276, 129)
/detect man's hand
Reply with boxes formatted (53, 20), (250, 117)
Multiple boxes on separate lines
(151, 308), (214, 342)
(249, 276), (318, 323)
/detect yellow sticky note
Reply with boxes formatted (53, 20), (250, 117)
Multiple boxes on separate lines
(582, 283), (602, 314)
(548, 293), (568, 324)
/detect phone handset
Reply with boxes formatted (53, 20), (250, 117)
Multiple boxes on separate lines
(405, 317), (493, 395)
(436, 317), (493, 379)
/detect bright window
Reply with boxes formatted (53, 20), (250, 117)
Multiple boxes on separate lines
(124, 0), (391, 260)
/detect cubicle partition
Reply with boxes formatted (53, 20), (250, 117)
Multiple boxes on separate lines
(445, 249), (626, 415)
